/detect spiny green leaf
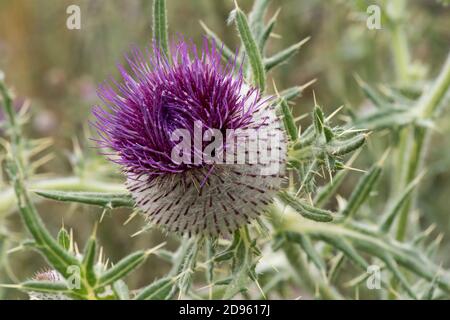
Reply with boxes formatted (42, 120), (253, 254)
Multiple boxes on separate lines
(98, 251), (147, 287)
(341, 164), (382, 219)
(169, 238), (196, 276)
(285, 232), (326, 272)
(213, 277), (233, 286)
(355, 75), (391, 109)
(317, 234), (368, 269)
(258, 8), (279, 52)
(279, 86), (303, 102)
(352, 108), (413, 130)
(279, 98), (298, 141)
(155, 249), (174, 263)
(328, 252), (345, 282)
(265, 38), (309, 71)
(326, 134), (366, 156)
(199, 21), (236, 62)
(314, 169), (349, 208)
(380, 174), (422, 232)
(98, 243), (164, 287)
(112, 280), (130, 300)
(135, 277), (173, 300)
(6, 159), (80, 280)
(313, 105), (325, 135)
(280, 214), (450, 294)
(379, 253), (417, 299)
(248, 0), (271, 40)
(232, 3), (266, 91)
(19, 280), (68, 294)
(33, 190), (134, 208)
(57, 228), (70, 251)
(177, 238), (199, 295)
(278, 191), (334, 222)
(222, 229), (254, 299)
(292, 130), (316, 150)
(82, 236), (97, 287)
(0, 79), (15, 127)
(214, 231), (241, 262)
(323, 126), (334, 143)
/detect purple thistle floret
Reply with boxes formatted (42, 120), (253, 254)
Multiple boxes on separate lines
(93, 39), (287, 236)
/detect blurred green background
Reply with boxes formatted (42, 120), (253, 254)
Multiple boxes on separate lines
(0, 0), (449, 299)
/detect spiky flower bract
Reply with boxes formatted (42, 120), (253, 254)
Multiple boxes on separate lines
(92, 39), (287, 236)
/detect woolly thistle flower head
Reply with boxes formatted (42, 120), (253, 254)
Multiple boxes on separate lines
(92, 39), (287, 236)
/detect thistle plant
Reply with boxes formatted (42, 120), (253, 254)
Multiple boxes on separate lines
(92, 38), (286, 237)
(0, 0), (449, 301)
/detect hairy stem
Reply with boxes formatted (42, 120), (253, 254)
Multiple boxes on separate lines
(396, 53), (450, 240)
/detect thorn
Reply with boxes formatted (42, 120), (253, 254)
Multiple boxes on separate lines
(145, 242), (167, 256)
(98, 246), (104, 266)
(254, 279), (267, 299)
(353, 73), (364, 86)
(341, 165), (367, 173)
(99, 208), (108, 223)
(294, 114), (309, 123)
(346, 148), (362, 166)
(7, 245), (24, 254)
(30, 153), (55, 171)
(69, 228), (74, 253)
(295, 36), (311, 49)
(18, 99), (31, 116)
(299, 79), (317, 92)
(272, 8), (282, 20)
(199, 20), (213, 34)
(0, 284), (22, 289)
(327, 163), (333, 183)
(411, 169), (427, 186)
(308, 193), (313, 205)
(312, 90), (318, 107)
(74, 242), (80, 256)
(337, 128), (368, 137)
(270, 33), (282, 39)
(434, 233), (444, 246)
(131, 224), (152, 238)
(91, 222), (98, 238)
(326, 105), (344, 121)
(423, 224), (437, 237)
(377, 147), (391, 166)
(272, 80), (281, 98)
(124, 210), (139, 226)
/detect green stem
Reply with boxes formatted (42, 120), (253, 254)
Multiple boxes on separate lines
(385, 0), (413, 299)
(269, 205), (343, 300)
(282, 242), (342, 300)
(387, 0), (412, 196)
(396, 52), (450, 241)
(390, 22), (410, 85)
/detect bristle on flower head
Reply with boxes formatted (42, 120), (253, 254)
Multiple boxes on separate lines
(92, 38), (287, 236)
